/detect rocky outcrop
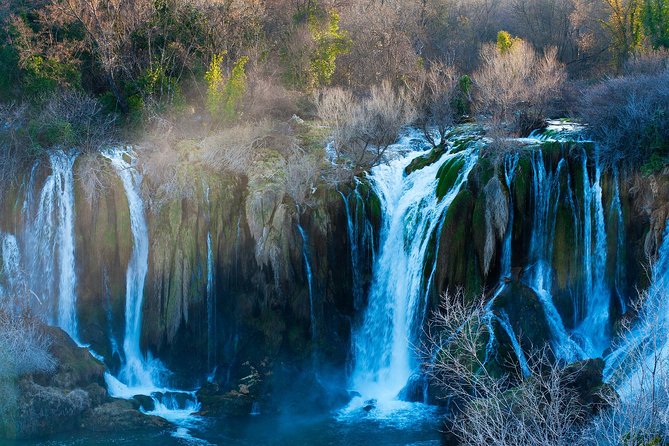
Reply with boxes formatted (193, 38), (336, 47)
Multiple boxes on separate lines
(0, 326), (167, 440)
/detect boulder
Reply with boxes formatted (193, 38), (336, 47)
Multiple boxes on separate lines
(5, 381), (92, 439)
(132, 394), (156, 412)
(81, 400), (168, 432)
(0, 325), (170, 440)
(562, 358), (616, 414)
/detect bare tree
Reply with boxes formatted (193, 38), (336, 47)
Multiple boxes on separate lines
(317, 80), (415, 172)
(474, 38), (566, 135)
(423, 291), (587, 446)
(47, 0), (154, 112)
(410, 62), (459, 148)
(38, 91), (118, 151)
(335, 0), (422, 89)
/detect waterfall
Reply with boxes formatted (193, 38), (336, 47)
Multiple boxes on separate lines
(206, 232), (216, 371)
(611, 167), (627, 314)
(338, 181), (375, 311)
(102, 148), (157, 391)
(496, 310), (531, 377)
(0, 233), (21, 304)
(350, 144), (477, 403)
(22, 150), (79, 340)
(524, 151), (584, 362)
(604, 218), (669, 385)
(296, 214), (316, 338)
(204, 183), (217, 374)
(576, 154), (611, 357)
(102, 149), (201, 432)
(501, 153), (519, 277)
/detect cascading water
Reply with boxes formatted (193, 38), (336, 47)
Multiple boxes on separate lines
(0, 233), (21, 303)
(102, 148), (202, 434)
(500, 153), (519, 278)
(576, 154), (611, 356)
(339, 181), (375, 312)
(22, 150), (79, 341)
(349, 142), (477, 404)
(204, 184), (217, 375)
(524, 151), (584, 362)
(604, 218), (669, 387)
(206, 232), (216, 372)
(102, 149), (156, 392)
(481, 153), (530, 374)
(496, 310), (531, 377)
(296, 213), (316, 338)
(611, 167), (627, 314)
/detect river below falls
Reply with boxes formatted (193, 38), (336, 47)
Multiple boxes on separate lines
(7, 408), (443, 446)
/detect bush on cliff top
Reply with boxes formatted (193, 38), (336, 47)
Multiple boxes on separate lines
(579, 68), (669, 170)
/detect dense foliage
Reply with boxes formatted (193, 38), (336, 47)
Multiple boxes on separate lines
(0, 0), (668, 172)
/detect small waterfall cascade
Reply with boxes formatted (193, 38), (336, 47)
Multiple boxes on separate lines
(102, 148), (201, 425)
(501, 153), (519, 278)
(482, 287), (531, 378)
(102, 149), (156, 391)
(206, 232), (216, 372)
(349, 143), (477, 404)
(339, 180), (376, 312)
(576, 154), (611, 356)
(611, 167), (627, 314)
(496, 310), (531, 376)
(296, 210), (316, 338)
(204, 184), (217, 374)
(524, 151), (584, 362)
(481, 153), (530, 374)
(0, 233), (22, 303)
(21, 150), (79, 341)
(604, 219), (669, 384)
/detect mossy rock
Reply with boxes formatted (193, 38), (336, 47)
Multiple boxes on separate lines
(436, 156), (465, 200)
(437, 189), (482, 298)
(404, 144), (447, 175)
(472, 188), (488, 273)
(492, 281), (551, 352)
(450, 136), (477, 154)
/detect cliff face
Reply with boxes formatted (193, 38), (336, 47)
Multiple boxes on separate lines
(0, 149), (354, 404)
(1, 132), (667, 414)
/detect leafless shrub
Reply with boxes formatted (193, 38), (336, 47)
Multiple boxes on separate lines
(139, 140), (197, 211)
(317, 81), (415, 172)
(336, 1), (422, 89)
(457, 354), (585, 446)
(285, 152), (322, 208)
(423, 291), (586, 446)
(422, 291), (492, 400)
(579, 69), (669, 168)
(199, 122), (273, 174)
(38, 90), (118, 152)
(0, 311), (56, 378)
(410, 62), (460, 148)
(474, 41), (566, 135)
(75, 152), (111, 204)
(244, 75), (299, 121)
(624, 49), (669, 75)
